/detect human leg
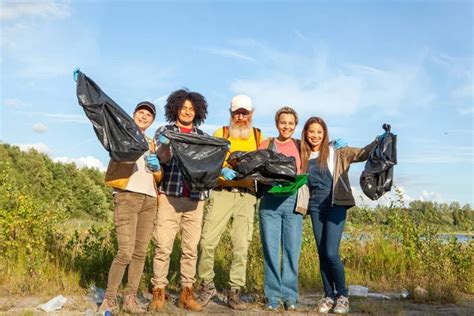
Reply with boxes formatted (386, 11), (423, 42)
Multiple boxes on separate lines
(259, 194), (284, 307)
(281, 195), (302, 305)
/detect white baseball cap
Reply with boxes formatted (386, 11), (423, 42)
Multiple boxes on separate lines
(230, 94), (253, 112)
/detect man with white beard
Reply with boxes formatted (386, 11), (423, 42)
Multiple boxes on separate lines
(196, 95), (263, 310)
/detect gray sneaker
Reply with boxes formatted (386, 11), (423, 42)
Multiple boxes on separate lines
(197, 281), (217, 307)
(122, 294), (146, 314)
(97, 297), (118, 314)
(333, 295), (349, 314)
(316, 296), (335, 313)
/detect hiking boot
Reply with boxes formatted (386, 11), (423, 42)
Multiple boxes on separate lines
(178, 286), (203, 311)
(316, 296), (335, 313)
(227, 288), (248, 310)
(97, 297), (118, 314)
(333, 295), (349, 314)
(197, 281), (217, 307)
(148, 287), (166, 312)
(122, 294), (146, 314)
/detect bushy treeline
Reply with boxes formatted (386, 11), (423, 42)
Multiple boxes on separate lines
(348, 200), (473, 232)
(0, 143), (112, 220)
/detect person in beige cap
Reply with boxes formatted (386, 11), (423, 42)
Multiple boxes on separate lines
(196, 94), (263, 310)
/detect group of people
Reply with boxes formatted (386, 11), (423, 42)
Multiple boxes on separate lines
(98, 89), (379, 314)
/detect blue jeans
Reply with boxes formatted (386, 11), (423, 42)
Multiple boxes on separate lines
(259, 194), (303, 306)
(309, 205), (347, 297)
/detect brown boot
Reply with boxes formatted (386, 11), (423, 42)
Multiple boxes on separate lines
(178, 286), (203, 311)
(122, 294), (146, 314)
(227, 288), (248, 310)
(148, 287), (166, 312)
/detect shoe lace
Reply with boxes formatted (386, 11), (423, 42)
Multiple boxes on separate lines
(320, 297), (334, 307)
(199, 283), (214, 300)
(104, 298), (117, 308)
(336, 296), (349, 307)
(127, 294), (138, 305)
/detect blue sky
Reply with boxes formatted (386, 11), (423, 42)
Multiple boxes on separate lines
(1, 0), (473, 206)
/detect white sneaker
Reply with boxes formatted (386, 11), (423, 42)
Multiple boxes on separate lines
(333, 295), (349, 314)
(316, 296), (335, 313)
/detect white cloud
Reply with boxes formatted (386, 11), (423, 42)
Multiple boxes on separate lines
(3, 98), (30, 108)
(33, 123), (48, 133)
(0, 1), (70, 21)
(202, 48), (256, 63)
(28, 112), (88, 124)
(228, 41), (435, 119)
(353, 185), (413, 208)
(453, 82), (473, 99)
(1, 1), (98, 80)
(17, 142), (50, 154)
(53, 156), (106, 171)
(418, 190), (444, 203)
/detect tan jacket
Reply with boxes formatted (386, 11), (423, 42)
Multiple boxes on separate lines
(105, 138), (163, 191)
(332, 140), (377, 206)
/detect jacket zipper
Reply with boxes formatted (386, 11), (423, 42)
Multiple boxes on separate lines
(340, 177), (350, 192)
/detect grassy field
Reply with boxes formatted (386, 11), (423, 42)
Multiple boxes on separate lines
(1, 194), (472, 304)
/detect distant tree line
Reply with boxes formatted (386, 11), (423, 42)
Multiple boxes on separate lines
(0, 143), (472, 230)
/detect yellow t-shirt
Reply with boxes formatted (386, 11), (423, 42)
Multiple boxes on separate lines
(213, 127), (264, 188)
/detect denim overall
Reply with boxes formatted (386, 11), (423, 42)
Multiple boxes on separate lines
(307, 158), (348, 298)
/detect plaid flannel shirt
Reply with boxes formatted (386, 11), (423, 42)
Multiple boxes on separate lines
(155, 124), (208, 201)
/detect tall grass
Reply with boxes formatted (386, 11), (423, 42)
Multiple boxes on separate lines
(1, 164), (472, 302)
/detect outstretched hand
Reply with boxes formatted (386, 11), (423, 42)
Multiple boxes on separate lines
(333, 138), (348, 149)
(221, 167), (237, 180)
(73, 68), (80, 82)
(158, 134), (170, 146)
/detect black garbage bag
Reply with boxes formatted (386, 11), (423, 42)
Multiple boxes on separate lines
(163, 130), (230, 191)
(76, 71), (148, 161)
(227, 149), (297, 185)
(360, 124), (397, 200)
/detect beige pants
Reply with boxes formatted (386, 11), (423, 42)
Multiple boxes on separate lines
(105, 191), (157, 299)
(151, 194), (204, 288)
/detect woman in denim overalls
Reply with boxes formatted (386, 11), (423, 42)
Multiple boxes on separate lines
(300, 117), (378, 314)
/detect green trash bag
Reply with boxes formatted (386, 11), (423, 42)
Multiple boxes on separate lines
(268, 174), (308, 196)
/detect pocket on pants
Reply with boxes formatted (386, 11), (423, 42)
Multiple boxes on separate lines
(246, 216), (254, 242)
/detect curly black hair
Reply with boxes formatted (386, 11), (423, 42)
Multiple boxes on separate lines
(164, 89), (208, 126)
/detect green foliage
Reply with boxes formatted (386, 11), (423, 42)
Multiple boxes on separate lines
(0, 161), (81, 295)
(0, 143), (113, 220)
(0, 143), (472, 302)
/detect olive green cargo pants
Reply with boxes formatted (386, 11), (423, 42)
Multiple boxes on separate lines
(197, 190), (257, 289)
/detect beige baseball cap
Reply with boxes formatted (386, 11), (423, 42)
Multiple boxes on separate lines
(230, 94), (253, 112)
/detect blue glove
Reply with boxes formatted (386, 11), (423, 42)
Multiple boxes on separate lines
(377, 132), (388, 142)
(158, 134), (170, 146)
(333, 138), (348, 149)
(73, 68), (80, 82)
(221, 167), (237, 180)
(146, 154), (160, 171)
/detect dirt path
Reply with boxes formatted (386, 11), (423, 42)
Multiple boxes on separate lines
(1, 292), (473, 315)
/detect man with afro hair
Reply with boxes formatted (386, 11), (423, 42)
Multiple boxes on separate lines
(148, 89), (208, 312)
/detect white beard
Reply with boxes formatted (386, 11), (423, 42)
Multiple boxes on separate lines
(229, 120), (253, 140)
